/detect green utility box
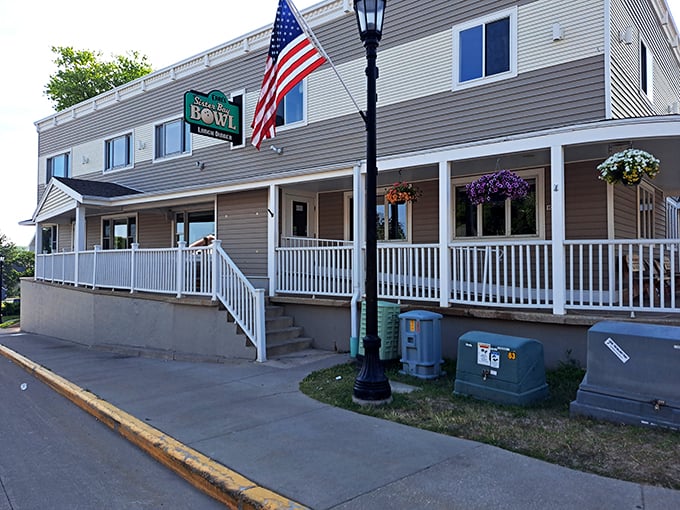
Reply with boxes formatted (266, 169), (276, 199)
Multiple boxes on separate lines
(454, 331), (549, 406)
(358, 300), (401, 360)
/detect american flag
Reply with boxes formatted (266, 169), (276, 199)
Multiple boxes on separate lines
(251, 0), (326, 149)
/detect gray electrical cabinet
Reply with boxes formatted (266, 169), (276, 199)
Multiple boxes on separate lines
(454, 331), (549, 406)
(399, 310), (444, 379)
(570, 321), (680, 430)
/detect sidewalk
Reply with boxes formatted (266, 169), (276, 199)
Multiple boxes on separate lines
(1, 328), (678, 509)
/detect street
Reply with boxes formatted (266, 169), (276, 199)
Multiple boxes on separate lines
(0, 354), (224, 510)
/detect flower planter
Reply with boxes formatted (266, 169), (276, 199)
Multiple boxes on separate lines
(597, 149), (660, 186)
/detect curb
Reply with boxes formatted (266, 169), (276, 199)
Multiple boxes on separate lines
(0, 344), (309, 510)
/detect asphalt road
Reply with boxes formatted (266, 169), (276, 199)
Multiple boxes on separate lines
(0, 355), (224, 510)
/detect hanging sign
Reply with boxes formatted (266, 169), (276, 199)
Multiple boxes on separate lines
(184, 90), (242, 144)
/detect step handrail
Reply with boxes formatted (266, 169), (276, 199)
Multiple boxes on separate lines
(212, 240), (267, 362)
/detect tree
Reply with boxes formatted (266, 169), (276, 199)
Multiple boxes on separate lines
(0, 232), (34, 299)
(44, 46), (153, 111)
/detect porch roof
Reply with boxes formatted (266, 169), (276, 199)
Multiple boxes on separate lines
(32, 177), (142, 224)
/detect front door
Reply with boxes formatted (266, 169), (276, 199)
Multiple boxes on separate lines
(283, 193), (316, 239)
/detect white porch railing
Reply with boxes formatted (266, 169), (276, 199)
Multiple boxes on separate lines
(275, 244), (354, 296)
(565, 239), (680, 312)
(377, 244), (440, 301)
(35, 242), (267, 361)
(450, 240), (553, 308)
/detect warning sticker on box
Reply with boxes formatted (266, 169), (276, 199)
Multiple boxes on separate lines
(477, 343), (491, 366)
(490, 350), (500, 369)
(604, 337), (630, 364)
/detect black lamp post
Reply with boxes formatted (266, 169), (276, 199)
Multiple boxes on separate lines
(353, 0), (392, 405)
(0, 255), (4, 325)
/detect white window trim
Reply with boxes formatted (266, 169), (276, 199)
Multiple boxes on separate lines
(637, 181), (655, 239)
(452, 6), (518, 91)
(152, 116), (193, 162)
(101, 213), (139, 249)
(452, 167), (545, 240)
(343, 189), (414, 243)
(229, 88), (246, 149)
(103, 130), (134, 173)
(275, 80), (309, 133)
(45, 150), (72, 183)
(640, 38), (654, 103)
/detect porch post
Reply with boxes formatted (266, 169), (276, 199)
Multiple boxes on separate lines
(35, 225), (43, 279)
(267, 184), (279, 297)
(550, 143), (567, 315)
(130, 243), (138, 293)
(439, 160), (451, 308)
(74, 205), (86, 287)
(212, 239), (222, 302)
(176, 241), (186, 298)
(93, 245), (101, 289)
(351, 163), (364, 347)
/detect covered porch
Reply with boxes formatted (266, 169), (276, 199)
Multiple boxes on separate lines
(32, 116), (680, 360)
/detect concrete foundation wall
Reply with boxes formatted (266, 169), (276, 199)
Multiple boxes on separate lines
(272, 298), (590, 369)
(20, 279), (254, 361)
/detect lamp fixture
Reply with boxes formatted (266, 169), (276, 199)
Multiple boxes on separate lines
(270, 145), (284, 155)
(620, 26), (633, 45)
(552, 23), (564, 41)
(195, 161), (205, 170)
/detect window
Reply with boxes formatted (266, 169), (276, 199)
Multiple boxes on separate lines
(46, 153), (70, 181)
(453, 7), (517, 89)
(102, 217), (136, 249)
(105, 133), (132, 171)
(155, 119), (191, 159)
(175, 211), (214, 246)
(454, 170), (541, 239)
(638, 183), (654, 238)
(640, 40), (653, 101)
(343, 192), (411, 242)
(275, 82), (305, 127)
(41, 225), (58, 254)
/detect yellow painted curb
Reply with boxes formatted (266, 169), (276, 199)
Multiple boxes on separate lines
(0, 344), (309, 510)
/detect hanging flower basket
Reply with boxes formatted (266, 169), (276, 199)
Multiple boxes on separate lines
(385, 181), (422, 204)
(465, 170), (530, 205)
(597, 149), (660, 186)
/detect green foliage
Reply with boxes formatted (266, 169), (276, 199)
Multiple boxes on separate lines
(0, 231), (34, 298)
(44, 46), (153, 111)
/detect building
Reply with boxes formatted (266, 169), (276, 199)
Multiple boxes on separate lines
(23, 0), (680, 364)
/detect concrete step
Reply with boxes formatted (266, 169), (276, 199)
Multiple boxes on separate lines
(266, 325), (304, 343)
(265, 305), (284, 319)
(266, 315), (294, 330)
(266, 336), (314, 357)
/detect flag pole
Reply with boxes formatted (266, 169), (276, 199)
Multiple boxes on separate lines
(286, 0), (365, 120)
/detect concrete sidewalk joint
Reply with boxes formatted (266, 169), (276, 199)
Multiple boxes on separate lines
(0, 343), (309, 510)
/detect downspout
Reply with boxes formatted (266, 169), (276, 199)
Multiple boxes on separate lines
(350, 162), (363, 357)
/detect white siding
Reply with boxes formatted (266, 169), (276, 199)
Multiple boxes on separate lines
(72, 139), (103, 177)
(518, 0), (604, 74)
(40, 188), (75, 219)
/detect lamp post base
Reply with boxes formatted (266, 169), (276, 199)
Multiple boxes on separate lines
(352, 334), (392, 406)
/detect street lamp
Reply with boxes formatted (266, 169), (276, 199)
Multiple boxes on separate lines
(0, 255), (4, 325)
(352, 0), (392, 405)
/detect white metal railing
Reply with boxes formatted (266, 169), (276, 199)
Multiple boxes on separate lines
(450, 240), (553, 308)
(377, 244), (440, 301)
(35, 242), (268, 361)
(280, 236), (352, 248)
(275, 244), (354, 296)
(213, 242), (266, 361)
(565, 239), (680, 312)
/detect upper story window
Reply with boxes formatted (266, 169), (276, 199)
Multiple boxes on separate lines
(155, 119), (191, 159)
(46, 153), (70, 182)
(105, 133), (132, 171)
(275, 82), (305, 128)
(453, 169), (543, 239)
(640, 40), (654, 102)
(453, 7), (517, 90)
(102, 216), (136, 250)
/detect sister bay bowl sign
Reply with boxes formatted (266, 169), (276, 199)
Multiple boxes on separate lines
(184, 90), (242, 145)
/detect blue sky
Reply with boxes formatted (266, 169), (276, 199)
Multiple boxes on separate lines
(1, 0), (679, 247)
